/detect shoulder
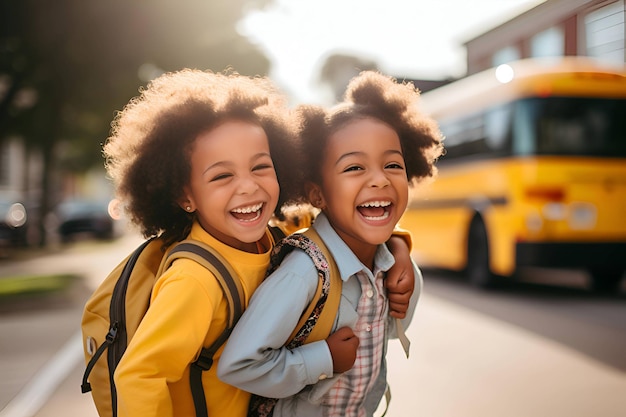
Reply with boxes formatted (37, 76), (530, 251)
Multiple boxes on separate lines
(257, 247), (320, 297)
(154, 258), (226, 303)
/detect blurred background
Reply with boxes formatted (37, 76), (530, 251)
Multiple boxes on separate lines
(1, 1), (625, 417)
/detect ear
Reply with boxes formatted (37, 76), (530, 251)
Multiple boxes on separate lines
(305, 181), (326, 209)
(177, 187), (195, 213)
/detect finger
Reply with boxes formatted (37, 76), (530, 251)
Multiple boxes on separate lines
(348, 334), (360, 349)
(389, 310), (407, 319)
(385, 274), (412, 291)
(385, 272), (405, 287)
(388, 301), (410, 313)
(389, 300), (409, 313)
(336, 327), (356, 340)
(388, 292), (411, 304)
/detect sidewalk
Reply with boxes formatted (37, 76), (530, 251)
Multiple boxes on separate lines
(383, 295), (626, 416)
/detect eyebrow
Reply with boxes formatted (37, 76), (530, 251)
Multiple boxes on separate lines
(334, 149), (403, 167)
(202, 152), (272, 175)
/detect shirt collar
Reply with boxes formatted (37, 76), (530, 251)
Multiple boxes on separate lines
(312, 213), (395, 281)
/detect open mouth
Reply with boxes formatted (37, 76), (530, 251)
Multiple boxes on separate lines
(231, 202), (263, 222)
(357, 200), (391, 221)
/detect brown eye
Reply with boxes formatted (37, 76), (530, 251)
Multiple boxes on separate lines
(343, 165), (363, 173)
(210, 173), (233, 182)
(386, 162), (404, 170)
(252, 163), (274, 172)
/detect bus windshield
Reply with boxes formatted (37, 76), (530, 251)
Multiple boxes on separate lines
(514, 97), (626, 157)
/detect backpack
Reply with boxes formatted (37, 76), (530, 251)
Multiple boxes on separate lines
(80, 236), (246, 417)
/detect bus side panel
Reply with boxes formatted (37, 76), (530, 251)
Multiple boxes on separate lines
(484, 205), (519, 277)
(403, 159), (517, 275)
(400, 206), (471, 271)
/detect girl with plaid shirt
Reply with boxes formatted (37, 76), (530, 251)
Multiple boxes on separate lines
(218, 71), (443, 416)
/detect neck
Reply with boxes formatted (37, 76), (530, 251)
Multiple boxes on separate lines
(335, 232), (378, 271)
(355, 247), (377, 272)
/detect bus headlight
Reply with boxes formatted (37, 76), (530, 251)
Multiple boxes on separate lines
(568, 202), (596, 230)
(525, 212), (543, 232)
(542, 202), (567, 221)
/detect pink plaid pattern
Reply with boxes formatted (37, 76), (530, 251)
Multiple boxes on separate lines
(324, 270), (387, 416)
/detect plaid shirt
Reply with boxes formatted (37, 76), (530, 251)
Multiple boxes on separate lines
(218, 213), (420, 417)
(323, 269), (387, 416)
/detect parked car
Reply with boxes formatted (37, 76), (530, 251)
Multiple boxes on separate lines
(56, 199), (114, 242)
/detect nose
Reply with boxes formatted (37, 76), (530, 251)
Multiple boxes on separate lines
(237, 175), (260, 194)
(369, 168), (390, 188)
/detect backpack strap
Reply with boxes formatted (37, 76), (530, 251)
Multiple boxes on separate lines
(288, 227), (342, 345)
(160, 239), (244, 417)
(268, 225), (286, 245)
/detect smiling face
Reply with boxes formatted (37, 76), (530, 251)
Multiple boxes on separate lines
(309, 117), (409, 265)
(181, 120), (279, 252)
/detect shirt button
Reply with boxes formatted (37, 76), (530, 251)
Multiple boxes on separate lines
(365, 324), (372, 332)
(319, 373), (328, 380)
(366, 289), (374, 298)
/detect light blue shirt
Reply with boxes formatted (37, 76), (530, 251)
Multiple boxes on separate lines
(218, 213), (421, 416)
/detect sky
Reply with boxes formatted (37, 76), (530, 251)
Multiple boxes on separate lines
(239, 0), (546, 103)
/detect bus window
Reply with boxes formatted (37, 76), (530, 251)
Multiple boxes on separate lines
(514, 97), (626, 157)
(485, 104), (513, 150)
(513, 100), (538, 156)
(440, 104), (513, 160)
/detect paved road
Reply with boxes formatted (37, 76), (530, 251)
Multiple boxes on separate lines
(1, 234), (625, 417)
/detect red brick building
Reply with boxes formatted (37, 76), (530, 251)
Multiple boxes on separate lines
(464, 0), (625, 75)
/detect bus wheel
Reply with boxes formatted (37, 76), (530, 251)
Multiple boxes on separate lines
(466, 217), (495, 288)
(589, 268), (624, 293)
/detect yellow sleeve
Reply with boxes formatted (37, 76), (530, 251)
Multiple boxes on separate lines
(391, 226), (413, 251)
(114, 261), (223, 417)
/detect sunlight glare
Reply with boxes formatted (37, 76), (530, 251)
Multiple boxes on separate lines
(495, 64), (515, 83)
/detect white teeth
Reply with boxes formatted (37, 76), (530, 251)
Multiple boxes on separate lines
(364, 212), (390, 221)
(359, 201), (391, 208)
(359, 200), (391, 221)
(231, 203), (263, 214)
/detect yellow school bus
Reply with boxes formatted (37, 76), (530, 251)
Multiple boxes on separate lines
(400, 57), (626, 292)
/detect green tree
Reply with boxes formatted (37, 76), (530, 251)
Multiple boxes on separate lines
(0, 0), (272, 245)
(318, 53), (379, 102)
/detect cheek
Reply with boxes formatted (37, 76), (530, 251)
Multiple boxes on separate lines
(396, 181), (410, 208)
(270, 181), (280, 201)
(264, 176), (280, 201)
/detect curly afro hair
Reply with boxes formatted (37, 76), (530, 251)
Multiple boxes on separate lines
(103, 69), (301, 245)
(296, 71), (444, 193)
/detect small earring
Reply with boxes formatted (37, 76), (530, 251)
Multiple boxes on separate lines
(185, 205), (192, 212)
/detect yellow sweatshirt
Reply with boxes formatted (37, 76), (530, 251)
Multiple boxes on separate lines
(114, 222), (272, 417)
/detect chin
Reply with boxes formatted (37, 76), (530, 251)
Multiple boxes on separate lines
(240, 225), (268, 242)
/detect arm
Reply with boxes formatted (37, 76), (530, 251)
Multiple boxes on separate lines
(386, 230), (415, 319)
(114, 262), (219, 417)
(218, 251), (339, 398)
(387, 260), (422, 338)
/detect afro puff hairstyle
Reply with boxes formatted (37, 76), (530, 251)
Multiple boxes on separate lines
(103, 69), (301, 246)
(296, 70), (444, 194)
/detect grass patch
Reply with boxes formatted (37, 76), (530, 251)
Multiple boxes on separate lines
(0, 274), (79, 297)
